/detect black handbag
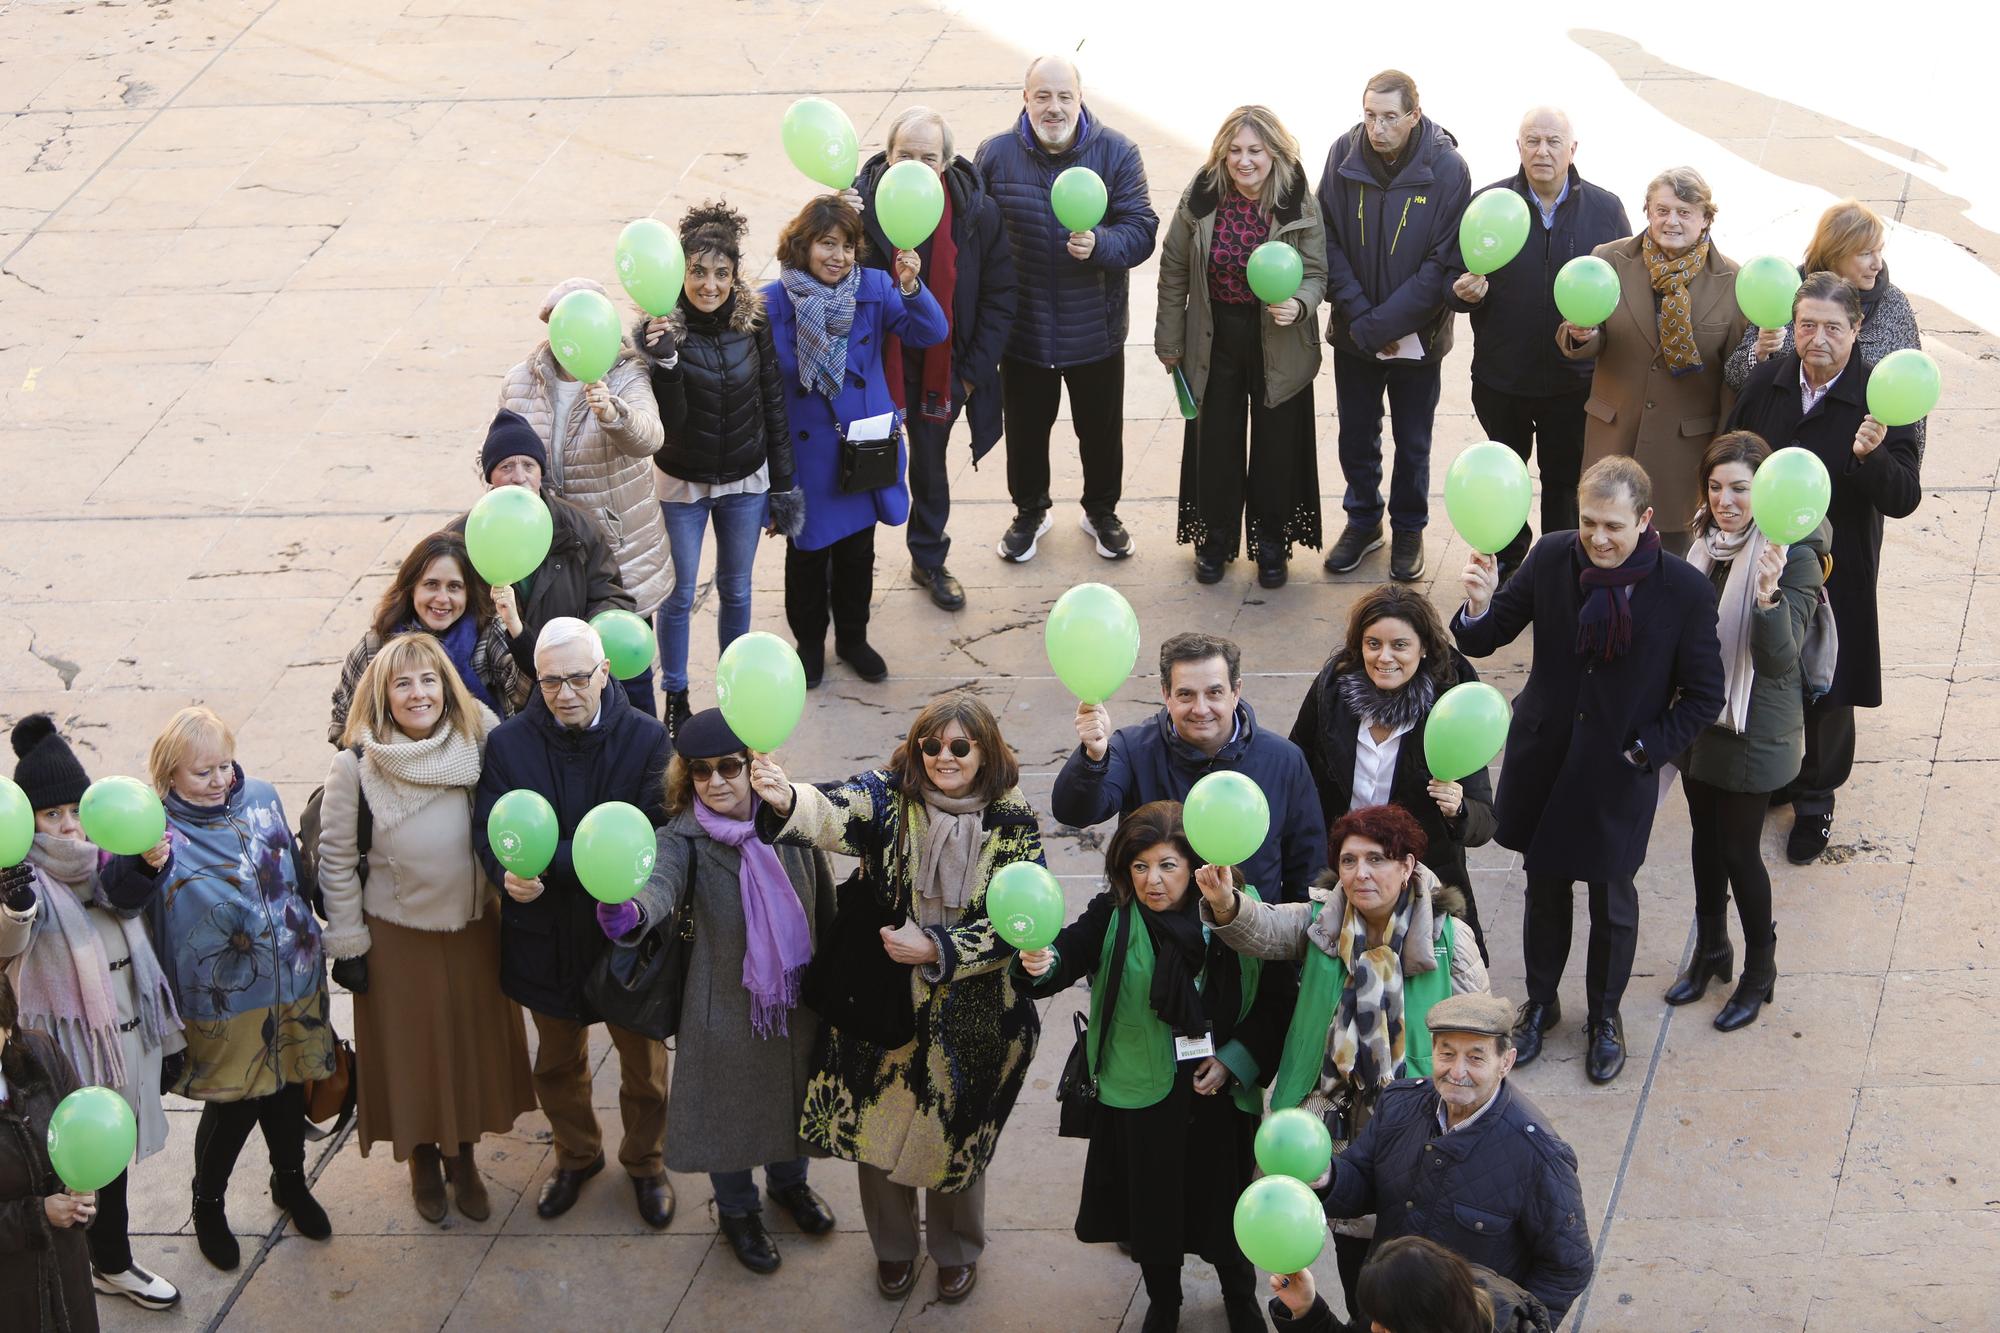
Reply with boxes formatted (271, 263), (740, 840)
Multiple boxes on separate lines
(836, 418), (901, 495)
(803, 859), (916, 1048)
(583, 836), (696, 1041)
(1055, 903), (1130, 1139)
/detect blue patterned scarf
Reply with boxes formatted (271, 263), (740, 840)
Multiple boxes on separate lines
(409, 615), (498, 712)
(780, 264), (861, 401)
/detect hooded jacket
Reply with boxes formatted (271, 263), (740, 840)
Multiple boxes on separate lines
(1314, 116), (1472, 359)
(631, 283), (797, 492)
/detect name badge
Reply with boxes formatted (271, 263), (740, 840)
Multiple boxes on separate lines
(1175, 1030), (1216, 1062)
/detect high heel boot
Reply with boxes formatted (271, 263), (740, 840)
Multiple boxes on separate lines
(1664, 913), (1734, 1005)
(1715, 924), (1776, 1031)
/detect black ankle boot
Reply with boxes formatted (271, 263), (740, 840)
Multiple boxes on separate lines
(665, 689), (692, 739)
(834, 634), (887, 683)
(191, 1179), (239, 1271)
(1665, 913), (1734, 1005)
(1715, 925), (1777, 1031)
(270, 1170), (331, 1240)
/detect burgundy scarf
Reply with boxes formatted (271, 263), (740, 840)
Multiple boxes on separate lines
(1576, 526), (1662, 662)
(885, 189), (957, 423)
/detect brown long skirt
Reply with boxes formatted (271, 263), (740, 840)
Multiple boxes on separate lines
(351, 910), (537, 1161)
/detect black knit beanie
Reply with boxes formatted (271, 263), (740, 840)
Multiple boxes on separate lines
(481, 409), (548, 482)
(10, 714), (90, 812)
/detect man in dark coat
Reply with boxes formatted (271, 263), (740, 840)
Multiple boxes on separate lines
(853, 107), (1018, 612)
(1446, 108), (1631, 579)
(1318, 993), (1594, 1327)
(1316, 69), (1473, 584)
(976, 55), (1158, 566)
(1724, 272), (1923, 863)
(1453, 457), (1725, 1082)
(1053, 632), (1325, 904)
(473, 617), (673, 1227)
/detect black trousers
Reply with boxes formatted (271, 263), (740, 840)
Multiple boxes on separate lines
(1470, 381), (1589, 568)
(784, 527), (875, 647)
(1684, 775), (1774, 950)
(1524, 872), (1640, 1023)
(86, 1168), (132, 1274)
(194, 1082), (308, 1195)
(1790, 699), (1857, 817)
(1000, 353), (1125, 520)
(1140, 1252), (1256, 1312)
(902, 370), (963, 571)
(1333, 1230), (1371, 1324)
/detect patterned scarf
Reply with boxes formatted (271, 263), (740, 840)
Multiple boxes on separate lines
(1576, 526), (1663, 663)
(1643, 231), (1713, 377)
(1687, 517), (1764, 733)
(694, 797), (813, 1039)
(1324, 884), (1415, 1091)
(780, 263), (862, 401)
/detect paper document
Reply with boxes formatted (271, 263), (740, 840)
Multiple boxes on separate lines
(847, 410), (897, 441)
(1376, 333), (1425, 362)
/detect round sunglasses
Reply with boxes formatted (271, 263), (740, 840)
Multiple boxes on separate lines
(688, 756), (746, 781)
(919, 737), (975, 759)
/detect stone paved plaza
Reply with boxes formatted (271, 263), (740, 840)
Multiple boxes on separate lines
(3, 2), (1998, 1329)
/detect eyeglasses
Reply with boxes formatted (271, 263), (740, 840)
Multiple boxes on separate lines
(689, 757), (746, 782)
(1362, 112), (1407, 129)
(536, 664), (602, 696)
(920, 737), (975, 759)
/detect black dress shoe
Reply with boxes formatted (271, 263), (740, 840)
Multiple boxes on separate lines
(835, 635), (888, 682)
(1787, 810), (1832, 864)
(632, 1173), (675, 1229)
(798, 639), (825, 690)
(1194, 549), (1225, 584)
(535, 1155), (604, 1219)
(877, 1260), (915, 1299)
(1511, 998), (1560, 1066)
(1256, 547), (1287, 589)
(937, 1262), (977, 1303)
(720, 1211), (781, 1274)
(1585, 1015), (1626, 1084)
(768, 1181), (836, 1235)
(911, 563), (966, 611)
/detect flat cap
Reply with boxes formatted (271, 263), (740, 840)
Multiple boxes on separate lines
(1425, 992), (1515, 1041)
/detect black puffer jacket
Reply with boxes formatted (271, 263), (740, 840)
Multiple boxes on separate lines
(633, 284), (795, 490)
(0, 1031), (96, 1333)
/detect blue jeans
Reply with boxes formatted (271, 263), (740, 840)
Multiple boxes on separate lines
(654, 493), (768, 694)
(1332, 348), (1443, 533)
(712, 1157), (809, 1217)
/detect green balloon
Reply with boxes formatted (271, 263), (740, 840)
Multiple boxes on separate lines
(1749, 447), (1832, 545)
(1458, 188), (1531, 276)
(1233, 1175), (1327, 1274)
(78, 777), (165, 857)
(1246, 241), (1304, 306)
(47, 1086), (137, 1193)
(573, 802), (657, 905)
(1045, 582), (1140, 705)
(1735, 254), (1802, 329)
(1444, 441), (1533, 555)
(1255, 1108), (1334, 1183)
(1553, 254), (1620, 328)
(591, 609), (656, 681)
(1172, 365), (1198, 420)
(1423, 682), (1511, 784)
(781, 97), (859, 190)
(1184, 771), (1269, 868)
(548, 288), (622, 384)
(716, 631), (807, 753)
(1866, 348), (1941, 428)
(0, 776), (31, 868)
(464, 485), (554, 587)
(615, 218), (686, 318)
(986, 862), (1065, 951)
(487, 789), (558, 880)
(876, 159), (946, 251)
(1050, 166), (1108, 233)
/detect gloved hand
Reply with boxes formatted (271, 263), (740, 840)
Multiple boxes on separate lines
(766, 487), (807, 540)
(1, 864), (35, 913)
(596, 900), (641, 941)
(330, 954), (369, 996)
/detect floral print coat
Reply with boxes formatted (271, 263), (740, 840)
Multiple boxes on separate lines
(763, 770), (1042, 1193)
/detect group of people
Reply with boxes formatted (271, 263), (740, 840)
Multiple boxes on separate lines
(1, 48), (1933, 1333)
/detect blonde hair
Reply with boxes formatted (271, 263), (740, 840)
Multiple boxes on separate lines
(1199, 105), (1303, 220)
(1644, 166), (1717, 224)
(1804, 199), (1884, 278)
(148, 706), (236, 795)
(342, 632), (482, 748)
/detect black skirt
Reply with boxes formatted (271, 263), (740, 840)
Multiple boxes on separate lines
(1073, 1064), (1260, 1266)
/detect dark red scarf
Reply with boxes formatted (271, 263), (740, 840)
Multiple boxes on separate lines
(884, 190), (957, 423)
(1576, 526), (1662, 662)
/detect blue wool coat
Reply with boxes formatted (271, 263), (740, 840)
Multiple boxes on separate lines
(762, 268), (948, 552)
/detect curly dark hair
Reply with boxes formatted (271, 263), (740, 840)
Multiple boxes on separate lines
(679, 199), (747, 268)
(775, 195), (869, 272)
(1328, 802), (1429, 864)
(1328, 584), (1458, 692)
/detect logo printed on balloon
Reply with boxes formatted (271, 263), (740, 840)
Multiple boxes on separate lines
(499, 832), (520, 854)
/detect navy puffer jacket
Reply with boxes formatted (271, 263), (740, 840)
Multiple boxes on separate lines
(1322, 1076), (1595, 1325)
(974, 109), (1159, 369)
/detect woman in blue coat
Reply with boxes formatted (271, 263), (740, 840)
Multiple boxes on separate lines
(764, 196), (948, 687)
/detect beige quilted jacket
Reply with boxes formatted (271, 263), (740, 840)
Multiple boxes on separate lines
(496, 344), (671, 614)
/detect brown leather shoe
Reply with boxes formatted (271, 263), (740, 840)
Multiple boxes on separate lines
(445, 1144), (490, 1222)
(409, 1145), (446, 1223)
(876, 1260), (915, 1299)
(937, 1262), (977, 1303)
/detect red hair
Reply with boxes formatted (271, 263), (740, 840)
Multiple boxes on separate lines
(1328, 803), (1428, 863)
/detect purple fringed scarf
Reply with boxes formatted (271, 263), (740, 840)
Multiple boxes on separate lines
(1576, 526), (1662, 663)
(693, 797), (812, 1038)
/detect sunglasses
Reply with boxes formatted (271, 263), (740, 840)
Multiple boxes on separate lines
(688, 757), (746, 781)
(919, 737), (975, 759)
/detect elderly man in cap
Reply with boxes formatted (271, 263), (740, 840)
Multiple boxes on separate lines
(1317, 992), (1595, 1326)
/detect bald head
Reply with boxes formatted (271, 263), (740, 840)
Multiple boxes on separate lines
(1517, 106), (1577, 198)
(1024, 55), (1083, 153)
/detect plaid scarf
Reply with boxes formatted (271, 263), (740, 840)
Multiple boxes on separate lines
(1323, 884), (1414, 1091)
(1643, 231), (1713, 377)
(780, 263), (861, 401)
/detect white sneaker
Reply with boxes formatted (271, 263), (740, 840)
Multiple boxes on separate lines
(93, 1261), (181, 1310)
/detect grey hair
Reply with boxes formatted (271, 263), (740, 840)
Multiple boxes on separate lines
(535, 616), (604, 666)
(1024, 54), (1081, 91)
(886, 105), (954, 164)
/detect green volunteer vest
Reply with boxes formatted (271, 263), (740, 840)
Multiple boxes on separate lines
(1087, 889), (1264, 1114)
(1269, 906), (1457, 1111)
